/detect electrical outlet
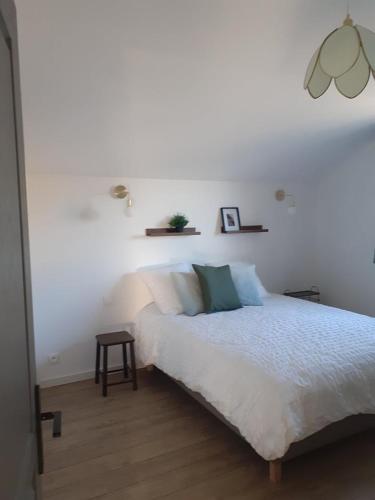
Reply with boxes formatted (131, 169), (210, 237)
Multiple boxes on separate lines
(48, 353), (60, 364)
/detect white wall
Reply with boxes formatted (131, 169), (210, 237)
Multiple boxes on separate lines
(27, 174), (317, 385)
(316, 145), (375, 316)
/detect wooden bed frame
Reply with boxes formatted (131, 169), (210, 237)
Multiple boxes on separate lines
(146, 365), (375, 483)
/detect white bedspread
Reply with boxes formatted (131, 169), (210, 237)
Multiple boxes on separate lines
(135, 295), (375, 460)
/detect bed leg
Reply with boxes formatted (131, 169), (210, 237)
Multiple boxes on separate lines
(146, 365), (154, 372)
(269, 460), (282, 483)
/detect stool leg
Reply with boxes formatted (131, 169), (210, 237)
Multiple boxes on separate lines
(95, 342), (100, 384)
(102, 346), (108, 397)
(130, 342), (137, 391)
(122, 344), (128, 378)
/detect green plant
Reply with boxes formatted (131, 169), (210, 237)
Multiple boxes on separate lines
(169, 213), (189, 229)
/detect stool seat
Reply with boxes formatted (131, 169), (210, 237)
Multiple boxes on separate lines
(95, 330), (137, 396)
(96, 331), (134, 346)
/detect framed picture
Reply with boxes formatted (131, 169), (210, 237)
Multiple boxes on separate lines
(221, 207), (241, 232)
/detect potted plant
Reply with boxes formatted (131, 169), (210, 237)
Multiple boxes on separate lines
(168, 213), (189, 233)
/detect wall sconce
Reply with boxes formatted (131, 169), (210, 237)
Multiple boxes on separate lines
(111, 185), (134, 215)
(275, 189), (296, 215)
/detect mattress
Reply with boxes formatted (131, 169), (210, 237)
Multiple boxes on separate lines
(134, 294), (375, 460)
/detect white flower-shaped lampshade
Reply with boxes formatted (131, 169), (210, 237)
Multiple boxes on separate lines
(304, 14), (375, 98)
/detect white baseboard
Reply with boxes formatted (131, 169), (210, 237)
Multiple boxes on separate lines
(39, 365), (123, 388)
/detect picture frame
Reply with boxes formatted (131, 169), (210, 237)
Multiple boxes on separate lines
(221, 207), (241, 232)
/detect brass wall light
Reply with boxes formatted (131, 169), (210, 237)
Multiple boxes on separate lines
(275, 190), (296, 215)
(111, 185), (133, 210)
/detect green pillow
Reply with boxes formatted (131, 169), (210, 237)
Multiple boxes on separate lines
(192, 264), (242, 314)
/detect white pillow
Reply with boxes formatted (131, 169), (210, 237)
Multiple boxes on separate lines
(171, 272), (204, 316)
(206, 260), (270, 298)
(137, 262), (191, 314)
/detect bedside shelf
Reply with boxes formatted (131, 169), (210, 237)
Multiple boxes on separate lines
(221, 225), (269, 234)
(284, 289), (320, 303)
(145, 227), (201, 237)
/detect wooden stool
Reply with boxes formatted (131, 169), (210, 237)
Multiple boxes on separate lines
(95, 331), (137, 397)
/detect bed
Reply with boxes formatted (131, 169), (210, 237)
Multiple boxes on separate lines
(134, 294), (375, 481)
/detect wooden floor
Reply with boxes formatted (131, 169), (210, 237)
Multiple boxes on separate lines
(42, 370), (375, 500)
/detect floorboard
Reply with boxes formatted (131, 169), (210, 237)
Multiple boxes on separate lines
(42, 370), (375, 499)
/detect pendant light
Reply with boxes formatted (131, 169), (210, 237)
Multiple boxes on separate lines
(304, 13), (375, 98)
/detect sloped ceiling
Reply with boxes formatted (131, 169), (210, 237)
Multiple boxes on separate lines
(15, 0), (375, 181)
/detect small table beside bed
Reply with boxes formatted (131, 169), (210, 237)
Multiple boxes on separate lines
(135, 262), (375, 482)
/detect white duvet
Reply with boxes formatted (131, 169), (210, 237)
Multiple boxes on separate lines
(135, 295), (375, 460)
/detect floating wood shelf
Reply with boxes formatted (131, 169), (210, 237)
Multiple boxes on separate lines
(146, 227), (201, 237)
(221, 225), (269, 234)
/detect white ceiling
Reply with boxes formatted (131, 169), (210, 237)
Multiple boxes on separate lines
(15, 0), (375, 181)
